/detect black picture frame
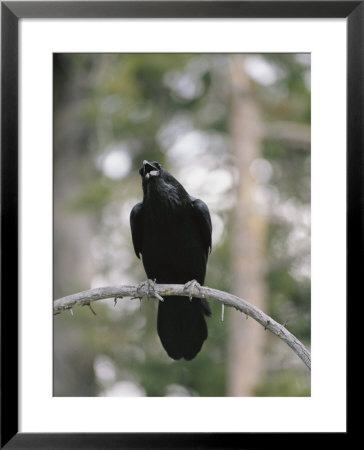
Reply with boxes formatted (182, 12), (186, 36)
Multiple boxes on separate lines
(1, 1), (357, 447)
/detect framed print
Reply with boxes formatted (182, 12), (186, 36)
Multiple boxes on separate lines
(2, 1), (359, 447)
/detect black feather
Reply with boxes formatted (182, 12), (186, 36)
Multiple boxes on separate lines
(130, 161), (212, 360)
(130, 202), (143, 259)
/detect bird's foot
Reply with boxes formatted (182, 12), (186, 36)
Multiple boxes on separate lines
(136, 279), (164, 302)
(183, 279), (201, 301)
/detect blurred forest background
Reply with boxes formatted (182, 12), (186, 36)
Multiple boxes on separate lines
(53, 53), (310, 397)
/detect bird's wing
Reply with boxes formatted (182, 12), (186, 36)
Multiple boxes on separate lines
(130, 202), (143, 259)
(190, 196), (212, 256)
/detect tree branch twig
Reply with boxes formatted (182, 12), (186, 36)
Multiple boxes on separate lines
(264, 121), (311, 148)
(53, 283), (311, 370)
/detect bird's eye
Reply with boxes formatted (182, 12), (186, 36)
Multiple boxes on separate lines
(155, 163), (161, 169)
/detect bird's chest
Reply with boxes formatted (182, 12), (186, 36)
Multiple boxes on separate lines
(141, 204), (204, 283)
(143, 204), (194, 251)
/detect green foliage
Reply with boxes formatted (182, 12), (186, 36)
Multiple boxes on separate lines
(69, 179), (114, 212)
(255, 372), (310, 397)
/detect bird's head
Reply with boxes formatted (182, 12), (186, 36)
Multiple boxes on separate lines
(139, 160), (161, 180)
(139, 160), (189, 205)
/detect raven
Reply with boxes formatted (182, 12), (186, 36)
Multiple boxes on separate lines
(130, 160), (212, 360)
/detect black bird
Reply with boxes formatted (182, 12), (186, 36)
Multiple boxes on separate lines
(130, 160), (212, 360)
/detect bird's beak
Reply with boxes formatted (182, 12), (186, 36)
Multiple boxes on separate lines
(143, 160), (160, 179)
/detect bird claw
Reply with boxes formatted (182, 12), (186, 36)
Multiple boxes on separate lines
(137, 279), (164, 302)
(183, 279), (201, 301)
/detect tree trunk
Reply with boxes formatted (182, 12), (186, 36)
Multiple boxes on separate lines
(227, 55), (267, 396)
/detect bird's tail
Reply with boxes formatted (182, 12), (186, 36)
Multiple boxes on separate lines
(157, 296), (211, 361)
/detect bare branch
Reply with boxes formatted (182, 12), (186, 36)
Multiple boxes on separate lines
(264, 121), (311, 148)
(53, 283), (311, 370)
